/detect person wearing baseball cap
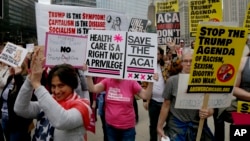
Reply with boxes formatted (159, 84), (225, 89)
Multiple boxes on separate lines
(179, 39), (185, 48)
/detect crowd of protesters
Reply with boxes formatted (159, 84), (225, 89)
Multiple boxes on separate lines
(0, 35), (249, 141)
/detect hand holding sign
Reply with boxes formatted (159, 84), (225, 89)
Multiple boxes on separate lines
(82, 63), (88, 71)
(153, 73), (159, 81)
(199, 108), (213, 119)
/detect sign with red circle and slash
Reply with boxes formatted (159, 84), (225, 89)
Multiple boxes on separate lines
(217, 64), (235, 82)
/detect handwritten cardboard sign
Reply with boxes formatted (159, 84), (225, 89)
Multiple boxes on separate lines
(45, 33), (87, 67)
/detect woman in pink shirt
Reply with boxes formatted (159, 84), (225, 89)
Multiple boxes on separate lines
(87, 76), (155, 141)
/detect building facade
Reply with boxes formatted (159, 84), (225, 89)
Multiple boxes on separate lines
(179, 0), (190, 42)
(51, 0), (96, 7)
(223, 0), (250, 27)
(0, 0), (37, 44)
(96, 0), (149, 20)
(148, 0), (250, 44)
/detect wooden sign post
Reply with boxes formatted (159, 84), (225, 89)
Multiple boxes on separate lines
(196, 94), (210, 141)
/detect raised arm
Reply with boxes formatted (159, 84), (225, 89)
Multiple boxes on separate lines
(138, 82), (153, 100)
(138, 73), (158, 100)
(24, 48), (88, 129)
(14, 77), (41, 118)
(82, 63), (105, 94)
(34, 85), (85, 130)
(86, 76), (105, 94)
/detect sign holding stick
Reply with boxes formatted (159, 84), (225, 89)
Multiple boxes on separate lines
(196, 93), (209, 141)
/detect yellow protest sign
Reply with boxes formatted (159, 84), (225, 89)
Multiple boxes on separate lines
(155, 0), (179, 13)
(237, 100), (250, 113)
(189, 0), (222, 37)
(187, 24), (247, 93)
(243, 3), (250, 34)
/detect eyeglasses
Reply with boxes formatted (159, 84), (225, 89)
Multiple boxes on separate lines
(182, 59), (192, 64)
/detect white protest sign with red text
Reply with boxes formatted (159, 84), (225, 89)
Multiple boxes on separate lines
(36, 3), (129, 45)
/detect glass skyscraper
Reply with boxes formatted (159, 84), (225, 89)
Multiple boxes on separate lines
(223, 0), (250, 26)
(96, 0), (149, 19)
(51, 0), (96, 7)
(0, 0), (37, 44)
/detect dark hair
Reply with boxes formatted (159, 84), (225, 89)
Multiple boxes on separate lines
(106, 15), (112, 23)
(168, 58), (182, 76)
(116, 17), (121, 22)
(158, 47), (165, 66)
(48, 64), (78, 90)
(115, 17), (121, 26)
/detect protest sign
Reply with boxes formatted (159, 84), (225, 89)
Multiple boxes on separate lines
(189, 0), (222, 37)
(0, 42), (28, 67)
(35, 3), (129, 45)
(243, 3), (250, 34)
(124, 32), (158, 81)
(187, 24), (247, 93)
(128, 18), (148, 32)
(156, 12), (180, 45)
(230, 100), (250, 139)
(44, 33), (87, 68)
(86, 30), (126, 79)
(175, 74), (232, 109)
(237, 100), (250, 113)
(86, 30), (157, 82)
(26, 43), (35, 53)
(155, 0), (179, 13)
